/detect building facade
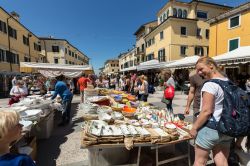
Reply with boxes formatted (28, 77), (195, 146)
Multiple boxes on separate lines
(40, 37), (89, 65)
(208, 2), (250, 80)
(144, 0), (231, 62)
(0, 8), (44, 72)
(103, 59), (119, 75)
(208, 2), (250, 56)
(119, 48), (136, 73)
(134, 21), (158, 64)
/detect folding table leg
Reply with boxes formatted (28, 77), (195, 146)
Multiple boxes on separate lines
(136, 146), (141, 166)
(188, 141), (191, 166)
(155, 145), (159, 166)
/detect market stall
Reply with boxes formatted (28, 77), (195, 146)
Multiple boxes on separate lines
(0, 95), (62, 160)
(80, 87), (193, 166)
(137, 59), (173, 71)
(213, 46), (250, 81)
(20, 62), (94, 78)
(164, 56), (200, 69)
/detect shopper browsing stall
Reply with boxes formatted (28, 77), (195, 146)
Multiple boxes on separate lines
(190, 57), (233, 166)
(184, 71), (207, 122)
(77, 73), (90, 103)
(0, 111), (36, 166)
(51, 75), (73, 126)
(138, 75), (149, 102)
(161, 69), (175, 112)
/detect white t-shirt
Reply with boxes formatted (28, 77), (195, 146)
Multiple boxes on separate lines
(166, 77), (175, 89)
(200, 78), (228, 121)
(10, 86), (28, 96)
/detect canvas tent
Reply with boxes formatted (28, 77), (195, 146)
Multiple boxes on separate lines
(213, 46), (250, 65)
(20, 62), (93, 78)
(137, 59), (173, 71)
(164, 56), (200, 69)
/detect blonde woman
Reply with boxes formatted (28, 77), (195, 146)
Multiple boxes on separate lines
(190, 57), (233, 166)
(138, 75), (149, 102)
(0, 111), (36, 165)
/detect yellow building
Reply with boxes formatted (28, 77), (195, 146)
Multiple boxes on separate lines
(208, 2), (250, 80)
(144, 0), (231, 62)
(40, 37), (89, 65)
(134, 21), (158, 64)
(208, 2), (250, 56)
(119, 48), (136, 73)
(0, 8), (44, 72)
(103, 59), (119, 75)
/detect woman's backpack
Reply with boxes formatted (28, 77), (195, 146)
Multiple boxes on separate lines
(205, 79), (250, 137)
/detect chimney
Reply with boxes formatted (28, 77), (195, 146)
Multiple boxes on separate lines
(10, 11), (20, 21)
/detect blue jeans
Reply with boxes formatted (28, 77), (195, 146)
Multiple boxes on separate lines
(62, 96), (73, 122)
(166, 99), (173, 113)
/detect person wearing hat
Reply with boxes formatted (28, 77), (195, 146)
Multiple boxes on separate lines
(51, 75), (73, 126)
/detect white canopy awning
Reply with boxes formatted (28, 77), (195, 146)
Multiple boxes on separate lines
(121, 66), (137, 72)
(165, 56), (200, 69)
(213, 46), (250, 65)
(20, 62), (93, 78)
(137, 59), (173, 71)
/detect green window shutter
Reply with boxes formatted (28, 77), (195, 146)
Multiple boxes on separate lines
(229, 39), (239, 51)
(230, 16), (239, 28)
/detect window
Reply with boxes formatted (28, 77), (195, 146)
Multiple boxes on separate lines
(24, 56), (30, 62)
(229, 15), (240, 28)
(9, 52), (19, 64)
(8, 26), (17, 39)
(75, 54), (78, 59)
(160, 31), (164, 40)
(196, 28), (202, 37)
(146, 53), (154, 61)
(69, 61), (72, 64)
(0, 49), (6, 62)
(229, 38), (239, 51)
(34, 43), (41, 51)
(72, 52), (74, 57)
(158, 49), (165, 62)
(206, 29), (209, 39)
(195, 46), (204, 56)
(142, 44), (144, 52)
(130, 60), (133, 67)
(173, 8), (177, 17)
(178, 9), (182, 18)
(180, 46), (187, 56)
(160, 16), (163, 23)
(112, 69), (114, 72)
(197, 11), (207, 19)
(69, 50), (71, 56)
(65, 48), (67, 54)
(54, 58), (59, 64)
(52, 46), (59, 52)
(163, 13), (166, 20)
(0, 20), (7, 33)
(65, 60), (68, 64)
(167, 10), (169, 18)
(181, 27), (187, 35)
(23, 36), (29, 46)
(137, 47), (140, 54)
(183, 10), (187, 18)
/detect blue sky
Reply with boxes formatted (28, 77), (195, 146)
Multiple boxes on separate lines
(0, 0), (248, 74)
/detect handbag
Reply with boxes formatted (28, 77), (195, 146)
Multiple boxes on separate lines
(164, 86), (175, 99)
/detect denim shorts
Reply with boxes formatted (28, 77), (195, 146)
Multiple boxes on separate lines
(195, 127), (233, 150)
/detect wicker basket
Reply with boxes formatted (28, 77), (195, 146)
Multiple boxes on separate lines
(111, 106), (123, 112)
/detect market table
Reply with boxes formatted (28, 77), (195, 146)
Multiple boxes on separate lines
(81, 136), (192, 166)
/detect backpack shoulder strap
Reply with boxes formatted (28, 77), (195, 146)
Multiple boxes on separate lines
(204, 79), (232, 91)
